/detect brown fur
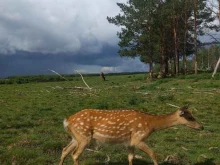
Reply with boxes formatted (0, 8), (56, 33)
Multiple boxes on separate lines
(59, 106), (203, 165)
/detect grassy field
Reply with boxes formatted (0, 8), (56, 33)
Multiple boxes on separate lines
(0, 73), (220, 165)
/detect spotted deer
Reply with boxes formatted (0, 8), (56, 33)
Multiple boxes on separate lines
(59, 105), (203, 165)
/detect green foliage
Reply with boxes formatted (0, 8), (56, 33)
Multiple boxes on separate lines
(0, 74), (79, 84)
(0, 73), (220, 165)
(107, 0), (161, 64)
(107, 0), (218, 75)
(197, 45), (220, 71)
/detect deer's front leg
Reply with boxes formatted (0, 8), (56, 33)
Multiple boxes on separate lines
(128, 146), (134, 165)
(135, 141), (158, 165)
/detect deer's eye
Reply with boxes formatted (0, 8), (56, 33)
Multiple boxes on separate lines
(184, 114), (195, 121)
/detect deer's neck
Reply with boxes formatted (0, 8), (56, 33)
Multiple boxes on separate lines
(149, 112), (179, 131)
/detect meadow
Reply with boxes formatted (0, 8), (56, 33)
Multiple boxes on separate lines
(0, 73), (220, 165)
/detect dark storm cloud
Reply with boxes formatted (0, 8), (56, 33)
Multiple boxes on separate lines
(0, 44), (122, 77)
(0, 0), (125, 54)
(0, 43), (149, 78)
(0, 0), (150, 78)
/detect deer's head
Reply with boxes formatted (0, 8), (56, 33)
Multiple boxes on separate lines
(177, 105), (204, 130)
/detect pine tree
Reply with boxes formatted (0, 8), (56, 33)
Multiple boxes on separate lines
(107, 0), (218, 77)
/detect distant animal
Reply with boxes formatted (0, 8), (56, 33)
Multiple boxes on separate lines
(59, 105), (203, 165)
(100, 72), (106, 81)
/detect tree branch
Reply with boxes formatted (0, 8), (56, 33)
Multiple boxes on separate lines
(166, 103), (180, 108)
(47, 69), (69, 81)
(74, 70), (92, 90)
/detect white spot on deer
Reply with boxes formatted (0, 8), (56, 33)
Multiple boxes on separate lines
(119, 122), (124, 126)
(121, 132), (129, 136)
(120, 127), (125, 130)
(77, 118), (80, 121)
(94, 132), (117, 139)
(137, 131), (145, 137)
(130, 128), (134, 131)
(108, 121), (116, 125)
(80, 122), (84, 125)
(138, 123), (142, 127)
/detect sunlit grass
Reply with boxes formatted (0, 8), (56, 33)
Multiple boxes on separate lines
(0, 73), (219, 165)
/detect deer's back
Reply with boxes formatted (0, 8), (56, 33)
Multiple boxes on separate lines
(67, 109), (150, 143)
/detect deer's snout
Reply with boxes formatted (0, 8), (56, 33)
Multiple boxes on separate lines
(194, 122), (204, 130)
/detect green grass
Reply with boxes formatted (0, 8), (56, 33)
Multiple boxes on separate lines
(0, 73), (220, 165)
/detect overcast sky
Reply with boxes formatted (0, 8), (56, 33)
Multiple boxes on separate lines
(0, 0), (150, 78)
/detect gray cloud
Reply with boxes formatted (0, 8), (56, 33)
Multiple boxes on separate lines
(0, 0), (125, 54)
(0, 0), (149, 78)
(0, 45), (148, 77)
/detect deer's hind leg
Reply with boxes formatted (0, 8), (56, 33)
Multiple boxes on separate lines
(71, 135), (92, 165)
(59, 139), (78, 165)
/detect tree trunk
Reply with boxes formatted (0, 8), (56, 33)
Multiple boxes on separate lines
(193, 0), (198, 74)
(183, 31), (187, 74)
(100, 72), (106, 81)
(174, 25), (179, 76)
(208, 48), (210, 70)
(160, 28), (166, 76)
(172, 1), (178, 76)
(219, 0), (220, 21)
(212, 0), (220, 78)
(183, 0), (188, 74)
(149, 61), (153, 79)
(212, 57), (220, 78)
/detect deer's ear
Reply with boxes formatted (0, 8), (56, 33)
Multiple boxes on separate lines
(178, 110), (185, 116)
(181, 105), (189, 111)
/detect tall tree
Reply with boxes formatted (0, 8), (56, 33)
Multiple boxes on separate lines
(107, 0), (160, 78)
(108, 0), (218, 77)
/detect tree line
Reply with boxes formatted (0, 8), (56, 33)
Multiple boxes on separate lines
(107, 0), (220, 78)
(198, 44), (220, 71)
